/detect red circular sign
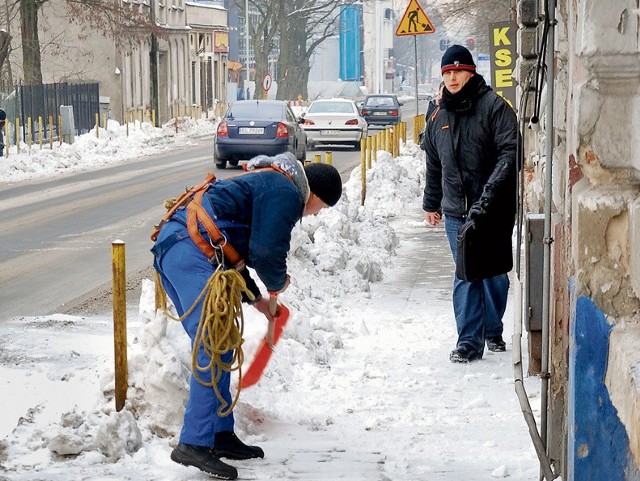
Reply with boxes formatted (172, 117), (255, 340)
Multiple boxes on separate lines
(262, 73), (272, 91)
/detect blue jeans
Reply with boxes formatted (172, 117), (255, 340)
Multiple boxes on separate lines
(444, 215), (509, 355)
(155, 226), (235, 447)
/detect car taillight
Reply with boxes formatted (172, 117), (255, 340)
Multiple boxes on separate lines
(302, 119), (315, 125)
(276, 122), (288, 138)
(390, 110), (399, 117)
(345, 119), (359, 125)
(217, 121), (229, 137)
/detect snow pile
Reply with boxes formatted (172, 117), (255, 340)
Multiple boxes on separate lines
(0, 117), (216, 183)
(0, 141), (424, 468)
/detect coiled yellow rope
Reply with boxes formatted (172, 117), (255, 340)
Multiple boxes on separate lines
(157, 267), (254, 417)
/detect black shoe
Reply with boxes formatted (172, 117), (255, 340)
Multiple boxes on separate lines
(450, 346), (482, 363)
(214, 431), (265, 460)
(486, 335), (507, 352)
(171, 443), (238, 480)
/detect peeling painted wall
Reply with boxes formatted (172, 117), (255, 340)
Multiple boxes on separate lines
(522, 0), (640, 479)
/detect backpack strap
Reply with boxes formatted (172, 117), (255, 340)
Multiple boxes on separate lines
(151, 171), (245, 271)
(151, 172), (217, 243)
(186, 189), (245, 270)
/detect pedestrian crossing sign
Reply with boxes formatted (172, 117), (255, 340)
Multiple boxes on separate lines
(395, 0), (436, 36)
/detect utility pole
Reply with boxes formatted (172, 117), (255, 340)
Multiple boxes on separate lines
(244, 0), (250, 100)
(150, 0), (159, 126)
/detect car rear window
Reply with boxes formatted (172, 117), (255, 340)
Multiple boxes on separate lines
(228, 103), (283, 120)
(308, 102), (355, 114)
(365, 97), (395, 107)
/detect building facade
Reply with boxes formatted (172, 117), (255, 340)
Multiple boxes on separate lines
(5, 0), (228, 125)
(518, 0), (640, 479)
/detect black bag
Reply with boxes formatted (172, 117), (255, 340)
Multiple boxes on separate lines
(455, 219), (513, 282)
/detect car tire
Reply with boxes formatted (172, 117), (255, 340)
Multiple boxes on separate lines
(229, 160), (239, 167)
(215, 159), (227, 169)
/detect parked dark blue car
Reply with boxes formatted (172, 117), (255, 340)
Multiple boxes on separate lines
(214, 100), (307, 169)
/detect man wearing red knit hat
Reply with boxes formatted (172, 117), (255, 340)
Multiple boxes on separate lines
(422, 44), (520, 363)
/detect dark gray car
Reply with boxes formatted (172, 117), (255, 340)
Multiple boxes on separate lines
(361, 94), (401, 126)
(214, 100), (307, 169)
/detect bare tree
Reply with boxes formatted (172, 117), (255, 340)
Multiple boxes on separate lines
(436, 0), (513, 53)
(243, 0), (279, 99)
(240, 0), (343, 101)
(275, 0), (342, 100)
(17, 0), (160, 85)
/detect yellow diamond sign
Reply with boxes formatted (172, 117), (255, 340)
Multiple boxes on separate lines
(395, 0), (436, 36)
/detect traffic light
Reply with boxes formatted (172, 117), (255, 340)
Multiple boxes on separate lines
(466, 38), (475, 50)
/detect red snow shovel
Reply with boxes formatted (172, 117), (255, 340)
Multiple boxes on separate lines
(241, 294), (290, 388)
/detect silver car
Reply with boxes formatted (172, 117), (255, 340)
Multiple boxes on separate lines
(301, 98), (368, 150)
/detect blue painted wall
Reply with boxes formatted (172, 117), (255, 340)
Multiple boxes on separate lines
(339, 4), (361, 82)
(568, 295), (637, 480)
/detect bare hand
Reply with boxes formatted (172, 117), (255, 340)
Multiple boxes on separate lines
(253, 297), (275, 323)
(424, 211), (441, 226)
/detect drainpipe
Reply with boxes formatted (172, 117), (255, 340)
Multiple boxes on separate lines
(513, 0), (557, 479)
(540, 0), (556, 465)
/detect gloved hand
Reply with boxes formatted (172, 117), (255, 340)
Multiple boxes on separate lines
(467, 198), (489, 223)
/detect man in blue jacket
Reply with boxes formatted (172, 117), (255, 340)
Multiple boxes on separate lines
(422, 45), (519, 363)
(152, 153), (342, 479)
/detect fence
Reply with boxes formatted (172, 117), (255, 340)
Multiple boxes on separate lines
(0, 81), (100, 144)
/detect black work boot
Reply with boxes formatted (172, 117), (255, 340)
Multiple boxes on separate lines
(171, 442), (238, 480)
(450, 345), (482, 363)
(213, 431), (265, 460)
(486, 335), (507, 352)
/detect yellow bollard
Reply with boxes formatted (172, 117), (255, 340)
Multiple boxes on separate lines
(371, 133), (376, 162)
(366, 135), (372, 170)
(154, 270), (166, 312)
(152, 109), (156, 127)
(4, 121), (9, 157)
(360, 139), (366, 206)
(314, 153), (321, 163)
(112, 240), (128, 412)
(49, 115), (54, 149)
(15, 117), (20, 153)
(95, 113), (100, 138)
(325, 151), (332, 165)
(27, 117), (32, 149)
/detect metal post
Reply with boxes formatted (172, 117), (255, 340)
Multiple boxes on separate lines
(245, 0), (250, 99)
(112, 240), (128, 412)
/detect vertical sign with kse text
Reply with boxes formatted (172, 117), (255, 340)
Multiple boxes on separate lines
(489, 22), (517, 110)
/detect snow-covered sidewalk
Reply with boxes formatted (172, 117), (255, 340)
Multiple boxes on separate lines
(0, 142), (540, 480)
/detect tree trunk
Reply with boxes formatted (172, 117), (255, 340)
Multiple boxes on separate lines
(20, 0), (43, 85)
(276, 3), (309, 101)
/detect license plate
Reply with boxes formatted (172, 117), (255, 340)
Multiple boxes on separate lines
(239, 127), (264, 134)
(373, 112), (387, 116)
(321, 130), (340, 135)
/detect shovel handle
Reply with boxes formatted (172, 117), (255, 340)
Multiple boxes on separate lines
(266, 294), (278, 350)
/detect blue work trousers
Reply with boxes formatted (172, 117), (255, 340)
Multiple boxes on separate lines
(155, 234), (234, 447)
(444, 215), (509, 355)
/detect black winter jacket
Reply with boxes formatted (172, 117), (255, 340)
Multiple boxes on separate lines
(422, 75), (518, 231)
